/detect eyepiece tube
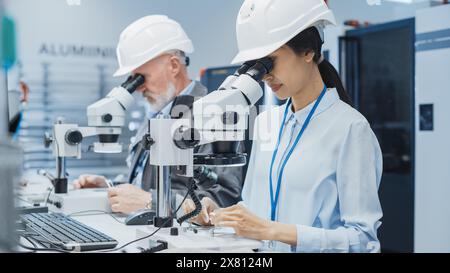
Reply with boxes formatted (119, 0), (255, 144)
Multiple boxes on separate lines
(121, 74), (145, 94)
(236, 60), (257, 76)
(219, 60), (258, 90)
(245, 57), (274, 82)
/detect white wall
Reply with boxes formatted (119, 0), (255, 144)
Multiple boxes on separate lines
(5, 0), (439, 80)
(4, 0), (243, 80)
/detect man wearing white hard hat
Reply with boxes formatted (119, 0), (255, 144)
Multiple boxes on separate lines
(188, 0), (383, 253)
(73, 15), (244, 216)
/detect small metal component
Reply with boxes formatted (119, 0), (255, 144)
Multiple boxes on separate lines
(37, 169), (55, 181)
(141, 240), (168, 253)
(44, 132), (53, 148)
(170, 227), (179, 236)
(141, 134), (155, 150)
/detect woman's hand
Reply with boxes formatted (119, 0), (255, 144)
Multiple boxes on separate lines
(210, 204), (273, 241)
(210, 204), (297, 245)
(182, 197), (219, 226)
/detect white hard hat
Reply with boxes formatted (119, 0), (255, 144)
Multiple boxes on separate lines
(114, 15), (194, 77)
(231, 0), (336, 64)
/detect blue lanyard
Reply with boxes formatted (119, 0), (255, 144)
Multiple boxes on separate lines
(269, 85), (328, 221)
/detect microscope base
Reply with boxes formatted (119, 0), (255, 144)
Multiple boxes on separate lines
(135, 225), (263, 252)
(47, 188), (111, 215)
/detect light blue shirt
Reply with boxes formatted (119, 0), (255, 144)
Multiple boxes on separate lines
(242, 88), (383, 253)
(129, 80), (196, 189)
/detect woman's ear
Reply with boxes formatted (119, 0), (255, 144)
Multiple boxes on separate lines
(304, 51), (315, 63)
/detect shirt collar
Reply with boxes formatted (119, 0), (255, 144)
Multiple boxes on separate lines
(284, 88), (340, 125)
(159, 80), (196, 117)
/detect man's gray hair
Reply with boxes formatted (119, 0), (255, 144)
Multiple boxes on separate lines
(166, 49), (189, 67)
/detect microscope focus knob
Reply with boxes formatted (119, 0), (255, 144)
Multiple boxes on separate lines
(102, 114), (113, 123)
(65, 130), (83, 145)
(44, 132), (53, 148)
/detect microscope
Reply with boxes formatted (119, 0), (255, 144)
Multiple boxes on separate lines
(41, 74), (144, 213)
(143, 58), (273, 228)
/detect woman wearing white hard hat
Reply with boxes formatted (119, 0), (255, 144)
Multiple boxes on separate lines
(191, 0), (383, 252)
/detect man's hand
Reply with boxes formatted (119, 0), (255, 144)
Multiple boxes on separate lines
(107, 184), (152, 214)
(73, 174), (107, 189)
(182, 197), (219, 226)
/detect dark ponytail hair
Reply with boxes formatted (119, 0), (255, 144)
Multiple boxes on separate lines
(285, 27), (353, 106)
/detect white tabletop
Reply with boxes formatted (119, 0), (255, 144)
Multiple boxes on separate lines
(16, 168), (263, 253)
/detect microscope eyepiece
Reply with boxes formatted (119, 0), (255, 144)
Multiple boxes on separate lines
(121, 74), (145, 94)
(245, 57), (274, 82)
(218, 61), (259, 91)
(236, 60), (257, 76)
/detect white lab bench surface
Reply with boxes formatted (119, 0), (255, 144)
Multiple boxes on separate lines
(15, 168), (262, 253)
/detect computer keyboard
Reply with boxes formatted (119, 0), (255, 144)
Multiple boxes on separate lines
(20, 213), (118, 252)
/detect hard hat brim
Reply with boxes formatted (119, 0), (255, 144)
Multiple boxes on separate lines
(231, 42), (282, 65)
(232, 12), (337, 65)
(113, 40), (194, 77)
(113, 66), (137, 77)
